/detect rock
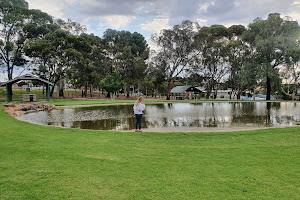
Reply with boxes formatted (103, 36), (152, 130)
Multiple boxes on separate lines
(3, 103), (16, 107)
(4, 103), (56, 117)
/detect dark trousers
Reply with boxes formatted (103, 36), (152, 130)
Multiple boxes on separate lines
(135, 114), (143, 130)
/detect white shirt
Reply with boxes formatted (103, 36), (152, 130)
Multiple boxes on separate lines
(133, 103), (145, 114)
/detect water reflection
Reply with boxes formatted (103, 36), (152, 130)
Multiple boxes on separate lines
(19, 102), (300, 131)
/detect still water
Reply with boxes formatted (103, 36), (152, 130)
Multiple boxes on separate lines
(19, 102), (300, 131)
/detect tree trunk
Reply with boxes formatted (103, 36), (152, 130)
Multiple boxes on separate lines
(59, 89), (64, 97)
(266, 76), (271, 100)
(84, 83), (87, 97)
(206, 88), (211, 99)
(90, 84), (93, 97)
(50, 85), (55, 97)
(124, 86), (129, 98)
(166, 78), (174, 100)
(107, 92), (110, 98)
(111, 92), (115, 101)
(58, 78), (64, 97)
(237, 90), (241, 100)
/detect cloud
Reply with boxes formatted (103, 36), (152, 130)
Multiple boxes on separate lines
(140, 19), (171, 32)
(26, 0), (300, 38)
(196, 18), (208, 26)
(293, 1), (300, 5)
(65, 0), (78, 6)
(27, 0), (67, 19)
(199, 2), (216, 12)
(102, 15), (136, 29)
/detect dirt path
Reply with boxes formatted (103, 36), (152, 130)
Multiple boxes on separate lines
(120, 126), (283, 133)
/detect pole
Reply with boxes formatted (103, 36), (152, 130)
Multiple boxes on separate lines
(6, 84), (12, 103)
(46, 84), (50, 102)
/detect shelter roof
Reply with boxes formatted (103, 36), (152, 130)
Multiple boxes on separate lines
(0, 74), (54, 86)
(171, 85), (192, 93)
(171, 85), (204, 93)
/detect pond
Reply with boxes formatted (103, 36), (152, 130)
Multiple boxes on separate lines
(18, 102), (300, 132)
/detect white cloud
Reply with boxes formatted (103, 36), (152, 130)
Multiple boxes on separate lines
(293, 1), (300, 5)
(102, 15), (136, 29)
(198, 2), (215, 12)
(27, 0), (66, 19)
(284, 11), (300, 21)
(196, 18), (208, 25)
(140, 19), (171, 32)
(234, 1), (240, 7)
(65, 0), (79, 5)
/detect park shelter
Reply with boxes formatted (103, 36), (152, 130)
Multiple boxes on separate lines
(0, 74), (54, 102)
(171, 85), (203, 99)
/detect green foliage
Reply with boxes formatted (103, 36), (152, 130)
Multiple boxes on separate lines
(0, 0), (53, 80)
(151, 20), (198, 99)
(100, 71), (124, 93)
(193, 25), (230, 98)
(103, 29), (149, 95)
(242, 13), (300, 99)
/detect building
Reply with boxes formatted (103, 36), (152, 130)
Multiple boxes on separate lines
(170, 85), (203, 99)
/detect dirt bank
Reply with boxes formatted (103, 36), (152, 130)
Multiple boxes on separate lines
(3, 103), (55, 117)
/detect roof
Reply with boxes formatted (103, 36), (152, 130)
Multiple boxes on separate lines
(0, 74), (54, 86)
(171, 85), (204, 93)
(171, 85), (192, 93)
(196, 86), (206, 91)
(215, 90), (232, 93)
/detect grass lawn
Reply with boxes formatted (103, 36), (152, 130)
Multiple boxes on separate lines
(0, 106), (300, 199)
(45, 98), (265, 106)
(50, 99), (174, 106)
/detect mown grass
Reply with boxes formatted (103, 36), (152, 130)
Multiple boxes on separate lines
(0, 106), (299, 199)
(51, 99), (173, 106)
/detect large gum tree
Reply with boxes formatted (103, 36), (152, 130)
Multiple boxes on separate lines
(0, 0), (52, 80)
(151, 20), (199, 100)
(242, 13), (300, 100)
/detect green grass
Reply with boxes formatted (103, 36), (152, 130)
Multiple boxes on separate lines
(0, 106), (299, 199)
(50, 99), (175, 106)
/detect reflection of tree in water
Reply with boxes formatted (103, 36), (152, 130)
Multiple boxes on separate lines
(230, 102), (283, 126)
(203, 117), (218, 127)
(266, 102), (271, 125)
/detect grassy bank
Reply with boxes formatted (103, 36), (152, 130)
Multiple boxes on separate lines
(51, 99), (174, 106)
(0, 106), (299, 199)
(45, 99), (271, 106)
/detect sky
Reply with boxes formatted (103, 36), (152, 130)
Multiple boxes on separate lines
(26, 0), (300, 42)
(1, 0), (300, 81)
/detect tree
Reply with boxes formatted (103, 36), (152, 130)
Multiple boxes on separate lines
(280, 44), (300, 100)
(66, 33), (106, 97)
(100, 71), (124, 101)
(24, 29), (83, 97)
(55, 18), (86, 36)
(140, 75), (155, 97)
(242, 13), (300, 100)
(226, 25), (254, 99)
(0, 0), (52, 80)
(193, 25), (230, 99)
(151, 20), (199, 100)
(103, 29), (149, 98)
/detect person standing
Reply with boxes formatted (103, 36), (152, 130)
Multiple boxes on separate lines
(133, 96), (145, 132)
